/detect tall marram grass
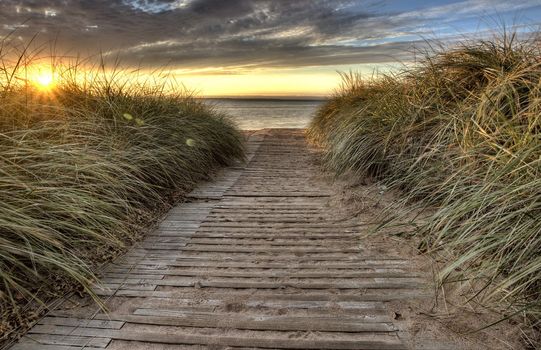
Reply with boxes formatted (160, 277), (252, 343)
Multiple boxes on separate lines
(309, 32), (541, 327)
(0, 41), (244, 339)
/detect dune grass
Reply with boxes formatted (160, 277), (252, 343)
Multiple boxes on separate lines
(308, 31), (541, 332)
(0, 42), (244, 340)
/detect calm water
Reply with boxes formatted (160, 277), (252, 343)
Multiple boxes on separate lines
(204, 99), (324, 130)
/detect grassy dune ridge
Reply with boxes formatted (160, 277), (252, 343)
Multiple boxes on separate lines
(309, 32), (541, 324)
(0, 49), (244, 338)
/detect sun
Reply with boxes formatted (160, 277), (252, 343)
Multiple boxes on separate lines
(36, 72), (53, 87)
(30, 69), (56, 91)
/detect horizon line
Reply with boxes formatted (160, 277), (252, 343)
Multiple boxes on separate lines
(198, 95), (328, 101)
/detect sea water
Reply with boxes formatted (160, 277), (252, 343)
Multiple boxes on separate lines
(204, 98), (324, 130)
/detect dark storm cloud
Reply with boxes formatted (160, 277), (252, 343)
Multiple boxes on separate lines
(0, 0), (539, 69)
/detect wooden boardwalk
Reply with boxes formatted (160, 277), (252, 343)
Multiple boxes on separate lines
(12, 129), (437, 350)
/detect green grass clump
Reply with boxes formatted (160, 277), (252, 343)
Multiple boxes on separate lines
(0, 42), (244, 339)
(309, 32), (541, 325)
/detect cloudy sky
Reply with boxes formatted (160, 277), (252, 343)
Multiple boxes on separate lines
(1, 0), (541, 96)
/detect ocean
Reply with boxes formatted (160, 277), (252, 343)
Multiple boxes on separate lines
(204, 98), (324, 130)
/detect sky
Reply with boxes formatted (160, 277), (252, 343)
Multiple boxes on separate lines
(1, 0), (541, 97)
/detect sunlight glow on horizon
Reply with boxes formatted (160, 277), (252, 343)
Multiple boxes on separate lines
(166, 64), (394, 97)
(175, 72), (342, 97)
(19, 61), (391, 98)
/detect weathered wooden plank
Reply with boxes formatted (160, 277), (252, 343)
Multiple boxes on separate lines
(101, 273), (165, 279)
(175, 245), (361, 253)
(99, 277), (421, 290)
(18, 334), (110, 348)
(159, 222), (200, 228)
(203, 218), (332, 223)
(110, 289), (432, 300)
(92, 283), (157, 291)
(116, 253), (369, 261)
(206, 212), (331, 216)
(67, 298), (384, 311)
(198, 224), (363, 230)
(193, 227), (361, 232)
(116, 310), (396, 332)
(102, 268), (417, 279)
(197, 279), (421, 290)
(212, 206), (324, 210)
(38, 317), (124, 329)
(114, 260), (409, 269)
(185, 238), (359, 246)
(244, 300), (385, 310)
(148, 230), (196, 236)
(225, 194), (330, 198)
(120, 251), (367, 258)
(139, 244), (188, 250)
(11, 343), (103, 350)
(187, 232), (362, 238)
(29, 325), (407, 349)
(116, 253), (406, 261)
